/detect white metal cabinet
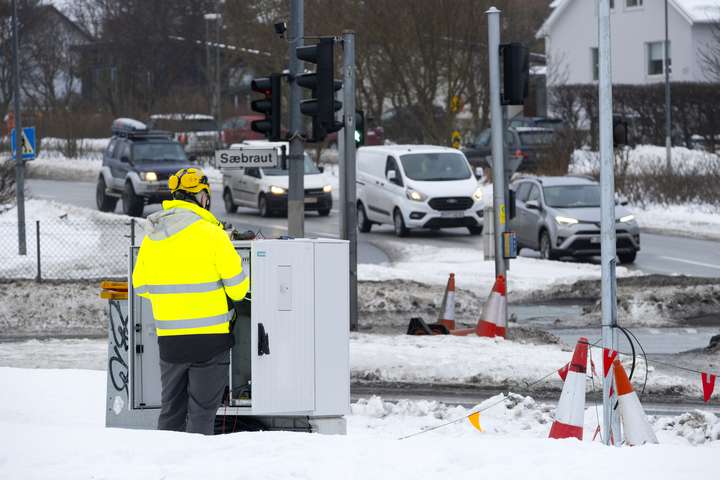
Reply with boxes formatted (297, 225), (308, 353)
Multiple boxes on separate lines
(250, 240), (316, 414)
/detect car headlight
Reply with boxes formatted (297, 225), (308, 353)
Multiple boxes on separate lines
(472, 187), (483, 202)
(405, 188), (427, 202)
(323, 184), (332, 193)
(142, 172), (158, 182)
(555, 216), (579, 225)
(619, 214), (635, 223)
(270, 185), (286, 195)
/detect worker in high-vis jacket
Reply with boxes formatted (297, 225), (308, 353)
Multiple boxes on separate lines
(132, 167), (249, 435)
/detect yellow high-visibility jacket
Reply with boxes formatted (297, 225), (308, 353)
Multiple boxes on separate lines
(132, 200), (249, 337)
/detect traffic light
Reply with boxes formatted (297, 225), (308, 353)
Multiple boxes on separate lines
(296, 37), (343, 142)
(354, 110), (365, 147)
(500, 43), (529, 106)
(250, 73), (282, 141)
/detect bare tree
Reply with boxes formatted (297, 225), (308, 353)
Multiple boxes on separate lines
(699, 15), (720, 82)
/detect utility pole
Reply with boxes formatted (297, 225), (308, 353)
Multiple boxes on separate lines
(340, 31), (358, 332)
(215, 12), (222, 128)
(204, 14), (212, 115)
(664, 0), (672, 173)
(11, 0), (26, 255)
(288, 0), (305, 238)
(598, 0), (620, 446)
(486, 7), (506, 281)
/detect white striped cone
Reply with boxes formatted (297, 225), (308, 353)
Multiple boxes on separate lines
(549, 337), (588, 440)
(438, 273), (456, 330)
(476, 275), (506, 337)
(613, 359), (659, 445)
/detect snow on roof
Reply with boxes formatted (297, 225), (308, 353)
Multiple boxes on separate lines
(538, 0), (720, 38)
(149, 113), (215, 120)
(358, 145), (459, 154)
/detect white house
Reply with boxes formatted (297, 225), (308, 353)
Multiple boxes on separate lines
(537, 0), (720, 86)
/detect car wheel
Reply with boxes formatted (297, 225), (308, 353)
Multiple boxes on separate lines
(223, 189), (237, 214)
(96, 177), (118, 212)
(393, 209), (409, 237)
(122, 182), (144, 217)
(540, 230), (558, 260)
(467, 226), (483, 235)
(318, 208), (331, 217)
(357, 203), (372, 233)
(618, 251), (637, 264)
(258, 194), (271, 217)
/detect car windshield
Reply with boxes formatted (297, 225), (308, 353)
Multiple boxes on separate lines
(263, 154), (320, 176)
(400, 153), (471, 181)
(543, 185), (601, 208)
(133, 143), (187, 162)
(519, 131), (555, 145)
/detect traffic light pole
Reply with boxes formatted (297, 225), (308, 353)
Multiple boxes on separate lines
(11, 0), (26, 255)
(340, 31), (358, 332)
(598, 0), (621, 446)
(288, 0), (305, 238)
(487, 8), (506, 280)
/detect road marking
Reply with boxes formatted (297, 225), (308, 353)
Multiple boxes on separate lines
(659, 256), (720, 270)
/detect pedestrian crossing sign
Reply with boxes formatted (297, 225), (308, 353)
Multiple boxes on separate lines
(11, 127), (36, 160)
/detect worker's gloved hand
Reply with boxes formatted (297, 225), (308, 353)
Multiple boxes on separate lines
(231, 229), (256, 241)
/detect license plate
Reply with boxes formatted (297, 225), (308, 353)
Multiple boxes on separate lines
(304, 197), (318, 204)
(440, 211), (464, 218)
(590, 237), (601, 244)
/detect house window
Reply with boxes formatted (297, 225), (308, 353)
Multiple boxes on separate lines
(647, 41), (671, 76)
(591, 48), (599, 81)
(626, 0), (642, 8)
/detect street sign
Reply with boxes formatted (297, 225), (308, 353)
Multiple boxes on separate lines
(215, 147), (278, 169)
(11, 127), (36, 160)
(451, 130), (462, 149)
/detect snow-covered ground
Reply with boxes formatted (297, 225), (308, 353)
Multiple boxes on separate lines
(359, 239), (636, 294)
(0, 367), (717, 479)
(0, 335), (711, 399)
(633, 203), (720, 241)
(570, 145), (720, 177)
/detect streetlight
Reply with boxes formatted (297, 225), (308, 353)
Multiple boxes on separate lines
(665, 0), (672, 173)
(204, 12), (222, 124)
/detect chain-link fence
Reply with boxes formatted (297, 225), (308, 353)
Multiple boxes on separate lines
(0, 218), (139, 280)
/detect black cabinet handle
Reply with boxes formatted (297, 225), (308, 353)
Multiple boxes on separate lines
(257, 323), (270, 356)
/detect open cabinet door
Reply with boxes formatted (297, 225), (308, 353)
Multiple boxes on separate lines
(250, 240), (315, 414)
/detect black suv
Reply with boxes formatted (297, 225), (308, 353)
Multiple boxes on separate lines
(96, 118), (192, 217)
(462, 126), (556, 173)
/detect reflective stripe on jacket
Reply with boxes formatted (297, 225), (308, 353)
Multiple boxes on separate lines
(131, 199), (249, 337)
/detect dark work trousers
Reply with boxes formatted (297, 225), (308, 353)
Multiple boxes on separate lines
(157, 349), (229, 435)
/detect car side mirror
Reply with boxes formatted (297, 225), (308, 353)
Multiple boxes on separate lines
(386, 170), (397, 182)
(318, 166), (325, 173)
(525, 200), (541, 211)
(120, 156), (130, 164)
(474, 167), (483, 179)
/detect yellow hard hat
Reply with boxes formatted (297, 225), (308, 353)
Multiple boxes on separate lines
(168, 167), (210, 194)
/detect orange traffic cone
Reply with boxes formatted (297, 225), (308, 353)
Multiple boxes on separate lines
(613, 359), (658, 445)
(549, 337), (588, 440)
(477, 275), (506, 338)
(437, 273), (456, 330)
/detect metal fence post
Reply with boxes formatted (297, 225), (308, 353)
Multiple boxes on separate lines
(35, 220), (41, 282)
(130, 218), (136, 246)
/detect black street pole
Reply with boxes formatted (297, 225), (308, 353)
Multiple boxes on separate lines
(12, 0), (26, 255)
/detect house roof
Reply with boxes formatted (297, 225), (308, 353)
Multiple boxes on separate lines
(537, 0), (720, 38)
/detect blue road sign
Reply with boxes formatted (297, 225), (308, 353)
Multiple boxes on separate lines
(11, 127), (37, 161)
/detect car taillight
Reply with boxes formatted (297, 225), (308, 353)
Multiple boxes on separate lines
(514, 149), (527, 159)
(178, 133), (187, 144)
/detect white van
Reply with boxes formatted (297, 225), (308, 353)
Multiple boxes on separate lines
(356, 145), (484, 236)
(222, 141), (333, 217)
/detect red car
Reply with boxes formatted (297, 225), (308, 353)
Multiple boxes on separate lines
(221, 115), (265, 146)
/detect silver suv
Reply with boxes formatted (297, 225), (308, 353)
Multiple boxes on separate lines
(510, 176), (640, 263)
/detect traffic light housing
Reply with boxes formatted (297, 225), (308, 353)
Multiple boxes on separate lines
(296, 37), (343, 142)
(500, 43), (529, 106)
(613, 114), (629, 147)
(250, 73), (282, 141)
(355, 110), (365, 147)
